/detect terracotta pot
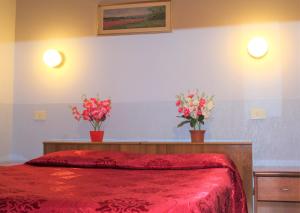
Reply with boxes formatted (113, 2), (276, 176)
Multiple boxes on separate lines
(189, 130), (205, 143)
(89, 131), (104, 142)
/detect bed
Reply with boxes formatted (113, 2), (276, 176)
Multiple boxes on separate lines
(43, 141), (253, 211)
(0, 142), (251, 213)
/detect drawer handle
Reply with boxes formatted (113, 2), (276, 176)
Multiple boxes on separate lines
(280, 188), (289, 191)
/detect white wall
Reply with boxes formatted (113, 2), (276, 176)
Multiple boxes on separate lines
(13, 21), (300, 166)
(0, 0), (16, 162)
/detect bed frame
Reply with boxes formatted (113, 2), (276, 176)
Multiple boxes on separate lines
(44, 141), (253, 212)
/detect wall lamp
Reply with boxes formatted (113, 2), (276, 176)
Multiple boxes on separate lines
(43, 49), (64, 68)
(247, 37), (269, 59)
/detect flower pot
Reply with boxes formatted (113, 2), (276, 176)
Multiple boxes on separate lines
(189, 130), (205, 143)
(89, 131), (104, 142)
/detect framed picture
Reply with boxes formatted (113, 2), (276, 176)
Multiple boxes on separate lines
(97, 0), (172, 35)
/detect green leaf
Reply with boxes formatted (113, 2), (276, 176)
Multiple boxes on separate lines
(198, 115), (205, 122)
(177, 120), (190, 128)
(190, 118), (197, 128)
(190, 123), (194, 128)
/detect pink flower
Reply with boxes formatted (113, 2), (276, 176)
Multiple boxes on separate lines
(199, 98), (206, 107)
(90, 98), (98, 108)
(93, 110), (104, 121)
(196, 109), (202, 116)
(91, 109), (100, 116)
(102, 108), (108, 114)
(71, 96), (112, 131)
(176, 91), (214, 130)
(82, 109), (91, 121)
(102, 99), (111, 107)
(74, 113), (81, 121)
(183, 107), (190, 118)
(72, 107), (81, 121)
(72, 106), (78, 114)
(97, 100), (102, 107)
(178, 107), (183, 113)
(106, 107), (111, 113)
(83, 99), (93, 109)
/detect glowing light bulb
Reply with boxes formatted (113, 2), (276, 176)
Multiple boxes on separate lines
(247, 37), (268, 58)
(43, 49), (63, 68)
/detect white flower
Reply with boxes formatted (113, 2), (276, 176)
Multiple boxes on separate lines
(202, 109), (210, 119)
(206, 100), (215, 111)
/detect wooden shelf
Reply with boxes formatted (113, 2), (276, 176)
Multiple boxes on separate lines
(44, 141), (252, 145)
(0, 162), (24, 166)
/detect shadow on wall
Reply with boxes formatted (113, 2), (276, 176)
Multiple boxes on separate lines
(15, 0), (300, 41)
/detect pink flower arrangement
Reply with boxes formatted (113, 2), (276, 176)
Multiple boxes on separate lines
(176, 90), (214, 130)
(71, 96), (111, 131)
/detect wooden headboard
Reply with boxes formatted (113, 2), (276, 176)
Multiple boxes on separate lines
(44, 141), (253, 212)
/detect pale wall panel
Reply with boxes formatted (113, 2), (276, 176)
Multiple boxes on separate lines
(0, 0), (16, 161)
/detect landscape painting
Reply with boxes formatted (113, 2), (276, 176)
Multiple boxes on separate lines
(98, 1), (171, 35)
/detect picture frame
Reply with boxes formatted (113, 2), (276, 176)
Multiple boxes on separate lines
(97, 0), (172, 35)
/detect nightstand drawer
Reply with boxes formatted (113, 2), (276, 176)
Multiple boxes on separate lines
(257, 176), (300, 202)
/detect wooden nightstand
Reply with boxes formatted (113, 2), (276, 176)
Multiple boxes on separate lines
(254, 167), (300, 213)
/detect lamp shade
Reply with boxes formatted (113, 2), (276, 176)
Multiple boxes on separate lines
(247, 37), (268, 58)
(43, 49), (63, 68)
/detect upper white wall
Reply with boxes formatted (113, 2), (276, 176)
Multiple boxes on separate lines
(11, 0), (300, 166)
(0, 0), (16, 161)
(13, 22), (300, 166)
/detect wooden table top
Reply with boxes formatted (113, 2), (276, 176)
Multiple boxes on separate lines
(44, 141), (252, 145)
(254, 166), (300, 177)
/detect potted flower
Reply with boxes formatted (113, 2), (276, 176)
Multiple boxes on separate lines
(176, 90), (214, 143)
(71, 96), (111, 142)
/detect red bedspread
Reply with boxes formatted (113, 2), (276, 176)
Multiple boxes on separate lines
(0, 151), (247, 213)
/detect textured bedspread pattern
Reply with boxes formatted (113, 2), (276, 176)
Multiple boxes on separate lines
(0, 150), (247, 213)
